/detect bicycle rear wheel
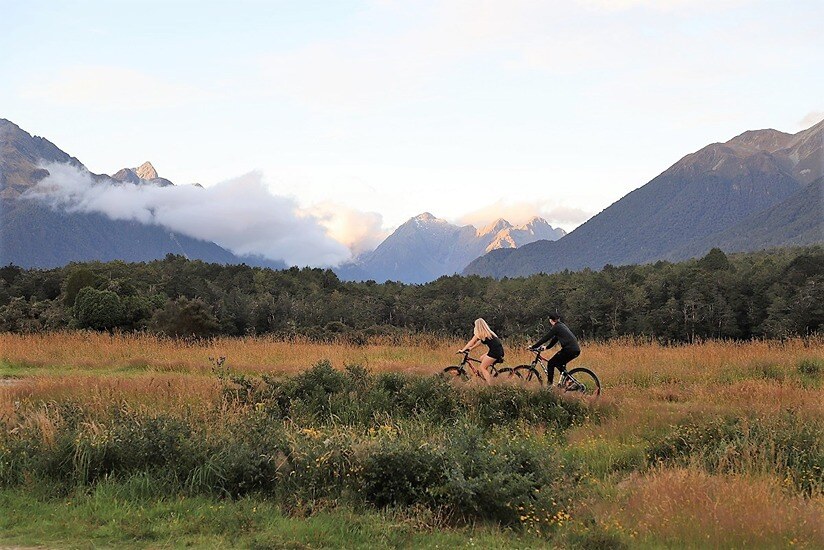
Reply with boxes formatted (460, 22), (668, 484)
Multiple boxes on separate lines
(512, 365), (544, 388)
(494, 366), (518, 382)
(443, 365), (470, 382)
(565, 368), (601, 396)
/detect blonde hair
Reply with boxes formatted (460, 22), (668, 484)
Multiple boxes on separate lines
(473, 318), (497, 340)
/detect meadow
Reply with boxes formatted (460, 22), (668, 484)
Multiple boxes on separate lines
(1, 332), (822, 548)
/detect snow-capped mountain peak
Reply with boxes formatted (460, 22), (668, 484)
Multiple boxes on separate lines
(478, 218), (513, 236)
(338, 213), (565, 283)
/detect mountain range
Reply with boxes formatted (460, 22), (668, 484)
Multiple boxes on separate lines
(0, 119), (285, 269)
(335, 213), (565, 283)
(464, 120), (824, 278)
(2, 117), (821, 278)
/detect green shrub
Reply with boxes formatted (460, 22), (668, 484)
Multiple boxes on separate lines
(752, 361), (784, 381)
(74, 287), (125, 330)
(432, 427), (561, 525)
(0, 399), (581, 529)
(278, 429), (354, 505)
(196, 417), (288, 497)
(359, 439), (447, 508)
(221, 363), (597, 432)
(150, 296), (220, 338)
(797, 357), (822, 377)
(398, 375), (463, 421)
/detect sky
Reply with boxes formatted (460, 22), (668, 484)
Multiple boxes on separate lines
(2, 0), (823, 266)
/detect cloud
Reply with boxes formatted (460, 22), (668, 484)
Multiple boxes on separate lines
(255, 1), (548, 111)
(253, 0), (772, 115)
(307, 202), (389, 257)
(25, 163), (356, 267)
(457, 199), (592, 230)
(22, 66), (209, 110)
(576, 0), (744, 12)
(800, 111), (824, 129)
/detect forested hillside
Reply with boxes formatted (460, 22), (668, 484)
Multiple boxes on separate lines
(1, 246), (821, 342)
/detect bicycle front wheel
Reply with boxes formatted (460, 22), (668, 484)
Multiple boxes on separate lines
(443, 365), (470, 382)
(512, 365), (544, 388)
(566, 368), (601, 396)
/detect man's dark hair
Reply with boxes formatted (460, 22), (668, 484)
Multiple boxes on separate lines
(548, 313), (561, 321)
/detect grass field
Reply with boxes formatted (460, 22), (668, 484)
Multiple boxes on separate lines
(1, 332), (822, 548)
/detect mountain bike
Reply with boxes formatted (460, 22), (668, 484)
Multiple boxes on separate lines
(443, 351), (515, 382)
(512, 348), (601, 396)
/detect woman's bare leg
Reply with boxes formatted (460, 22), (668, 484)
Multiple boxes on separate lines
(478, 355), (496, 384)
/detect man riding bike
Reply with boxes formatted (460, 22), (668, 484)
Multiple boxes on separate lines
(528, 313), (580, 385)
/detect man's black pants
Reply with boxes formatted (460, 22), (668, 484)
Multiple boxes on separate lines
(546, 348), (580, 383)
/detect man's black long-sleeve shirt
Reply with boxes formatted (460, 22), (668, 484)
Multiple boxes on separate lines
(531, 322), (580, 352)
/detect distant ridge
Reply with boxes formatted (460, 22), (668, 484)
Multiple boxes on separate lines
(464, 120), (824, 278)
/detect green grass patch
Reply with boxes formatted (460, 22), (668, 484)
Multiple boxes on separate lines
(564, 437), (647, 479)
(0, 481), (552, 549)
(0, 359), (49, 378)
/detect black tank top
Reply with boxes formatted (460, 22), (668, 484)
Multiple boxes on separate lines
(482, 336), (504, 359)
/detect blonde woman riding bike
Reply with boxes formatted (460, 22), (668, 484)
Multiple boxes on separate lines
(457, 318), (505, 384)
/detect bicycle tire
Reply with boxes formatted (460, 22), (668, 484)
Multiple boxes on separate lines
(495, 366), (518, 381)
(443, 365), (470, 382)
(513, 365), (544, 387)
(565, 367), (601, 396)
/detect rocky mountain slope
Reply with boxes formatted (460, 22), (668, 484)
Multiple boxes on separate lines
(464, 120), (823, 278)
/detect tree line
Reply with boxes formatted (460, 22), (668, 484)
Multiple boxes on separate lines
(0, 246), (821, 342)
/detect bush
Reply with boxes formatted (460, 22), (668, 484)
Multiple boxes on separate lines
(220, 362), (596, 431)
(150, 297), (220, 338)
(797, 358), (822, 377)
(199, 416), (288, 497)
(353, 423), (565, 525)
(752, 361), (784, 381)
(74, 287), (125, 330)
(432, 427), (561, 525)
(359, 439), (447, 507)
(0, 397), (577, 529)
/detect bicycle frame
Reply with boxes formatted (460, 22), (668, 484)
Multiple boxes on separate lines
(527, 349), (583, 388)
(454, 351), (502, 377)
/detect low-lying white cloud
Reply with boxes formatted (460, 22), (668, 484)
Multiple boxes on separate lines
(24, 163), (362, 267)
(308, 202), (389, 257)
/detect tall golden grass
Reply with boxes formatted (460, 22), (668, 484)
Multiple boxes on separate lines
(2, 333), (821, 416)
(0, 331), (457, 375)
(596, 468), (823, 547)
(2, 331), (821, 376)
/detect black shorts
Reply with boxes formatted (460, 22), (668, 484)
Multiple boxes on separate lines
(546, 348), (579, 371)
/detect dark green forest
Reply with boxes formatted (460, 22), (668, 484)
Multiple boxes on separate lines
(1, 246), (821, 342)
